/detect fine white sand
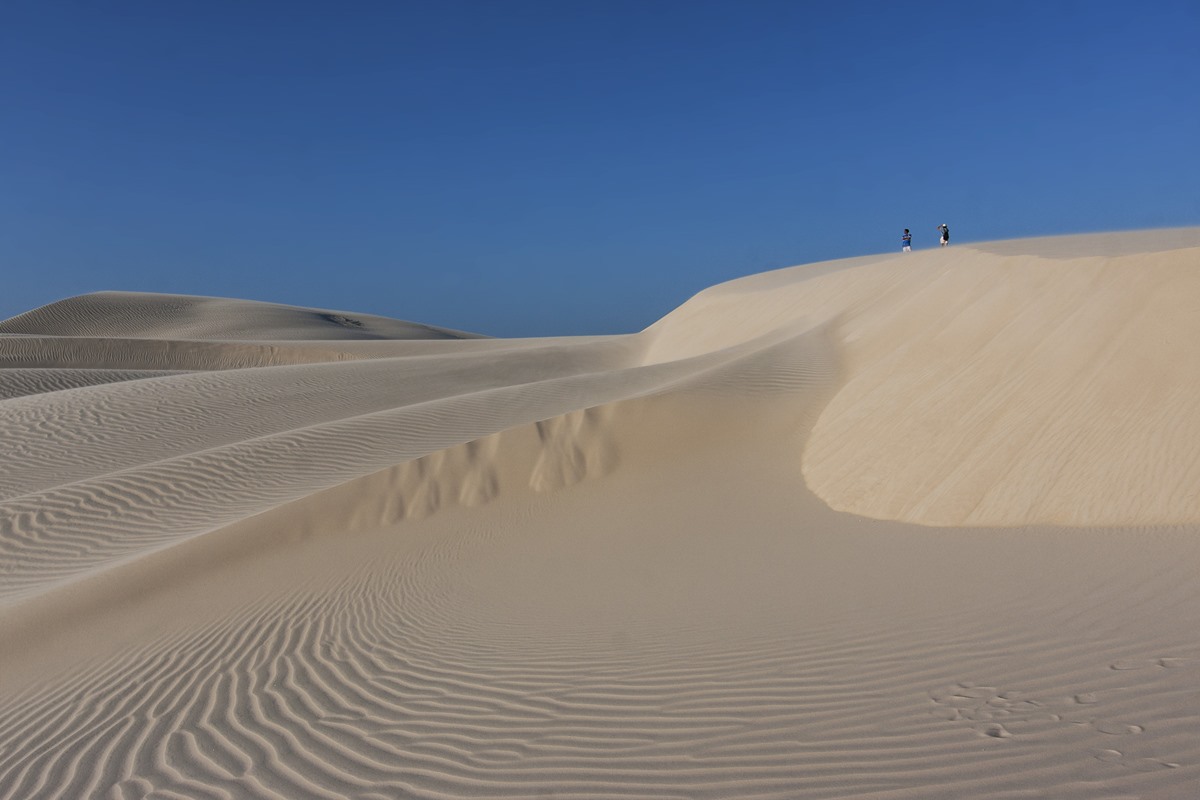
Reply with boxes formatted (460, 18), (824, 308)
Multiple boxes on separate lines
(2, 229), (1199, 799)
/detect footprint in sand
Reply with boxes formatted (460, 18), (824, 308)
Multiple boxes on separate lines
(1093, 748), (1179, 772)
(929, 658), (1190, 771)
(929, 682), (1146, 742)
(1110, 656), (1190, 671)
(928, 683), (1014, 738)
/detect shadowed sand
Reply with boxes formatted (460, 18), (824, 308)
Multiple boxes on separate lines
(2, 229), (1199, 799)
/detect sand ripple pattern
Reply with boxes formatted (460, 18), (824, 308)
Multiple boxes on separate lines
(0, 369), (189, 400)
(4, 531), (1196, 799)
(0, 570), (871, 799)
(0, 566), (830, 796)
(4, 236), (1200, 800)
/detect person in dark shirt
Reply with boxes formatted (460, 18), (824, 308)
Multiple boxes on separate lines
(902, 229), (912, 252)
(937, 224), (950, 247)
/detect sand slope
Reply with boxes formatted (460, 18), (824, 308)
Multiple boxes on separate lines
(2, 230), (1199, 799)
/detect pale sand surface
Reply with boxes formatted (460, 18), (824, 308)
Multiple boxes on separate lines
(2, 229), (1199, 798)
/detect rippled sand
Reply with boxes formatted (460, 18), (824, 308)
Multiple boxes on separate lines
(3, 229), (1199, 799)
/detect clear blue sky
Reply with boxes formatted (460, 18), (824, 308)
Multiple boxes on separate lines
(3, 1), (1198, 336)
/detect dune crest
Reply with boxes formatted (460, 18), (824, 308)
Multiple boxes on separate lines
(648, 236), (1200, 526)
(2, 230), (1199, 799)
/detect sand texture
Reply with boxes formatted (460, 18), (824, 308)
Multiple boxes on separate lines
(3, 230), (1200, 799)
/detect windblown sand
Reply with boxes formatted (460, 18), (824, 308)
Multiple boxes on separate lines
(3, 229), (1200, 799)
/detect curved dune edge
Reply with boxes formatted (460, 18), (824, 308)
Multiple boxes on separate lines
(0, 319), (831, 611)
(2, 229), (1200, 799)
(642, 229), (1200, 526)
(800, 240), (1200, 526)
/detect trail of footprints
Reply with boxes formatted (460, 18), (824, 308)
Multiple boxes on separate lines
(930, 657), (1190, 772)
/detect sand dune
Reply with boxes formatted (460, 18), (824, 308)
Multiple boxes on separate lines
(0, 291), (487, 341)
(2, 229), (1199, 799)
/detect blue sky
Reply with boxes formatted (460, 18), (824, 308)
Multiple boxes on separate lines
(3, 1), (1198, 336)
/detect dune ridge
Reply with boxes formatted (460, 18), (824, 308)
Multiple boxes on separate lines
(2, 229), (1199, 799)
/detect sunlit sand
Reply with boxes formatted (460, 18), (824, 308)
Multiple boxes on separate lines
(3, 228), (1199, 798)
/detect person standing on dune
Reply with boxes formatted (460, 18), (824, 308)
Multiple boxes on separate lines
(937, 223), (950, 247)
(902, 229), (912, 252)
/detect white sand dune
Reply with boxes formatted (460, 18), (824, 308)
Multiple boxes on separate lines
(2, 229), (1199, 799)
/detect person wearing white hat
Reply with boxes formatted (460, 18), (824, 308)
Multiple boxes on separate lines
(937, 224), (950, 247)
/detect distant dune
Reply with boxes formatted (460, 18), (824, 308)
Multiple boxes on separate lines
(2, 229), (1199, 799)
(0, 291), (487, 341)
